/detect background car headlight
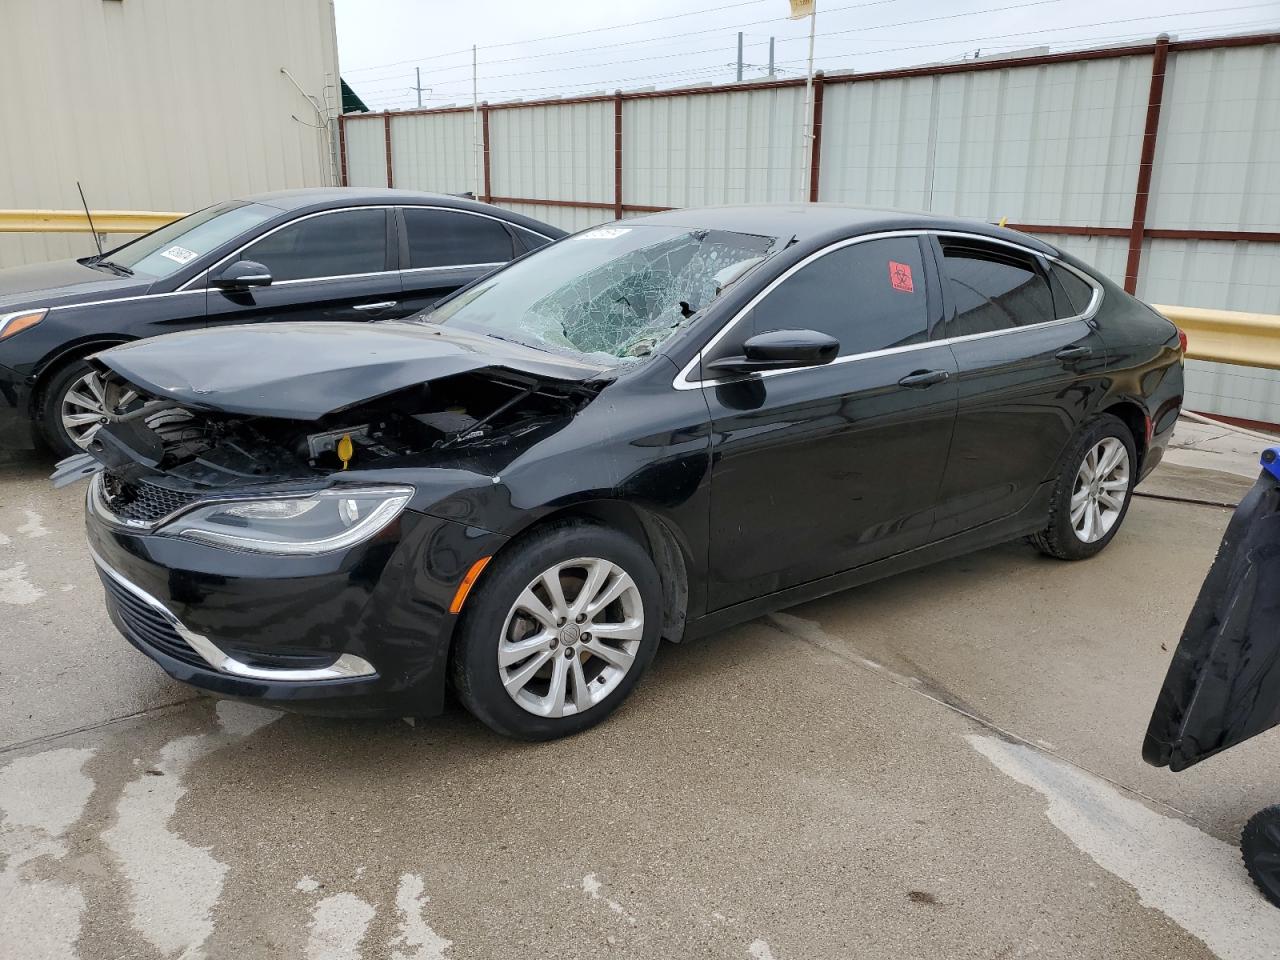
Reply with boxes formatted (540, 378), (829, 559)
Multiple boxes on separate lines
(0, 308), (47, 340)
(165, 486), (413, 555)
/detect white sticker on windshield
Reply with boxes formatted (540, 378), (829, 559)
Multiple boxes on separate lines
(578, 228), (631, 240)
(159, 245), (198, 264)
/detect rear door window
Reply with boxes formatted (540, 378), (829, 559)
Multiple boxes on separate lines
(742, 236), (930, 358)
(403, 208), (515, 268)
(938, 240), (1056, 337)
(241, 209), (389, 282)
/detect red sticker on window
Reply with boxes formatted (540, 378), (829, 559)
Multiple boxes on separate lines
(889, 261), (914, 293)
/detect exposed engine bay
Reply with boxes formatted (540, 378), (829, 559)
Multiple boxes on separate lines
(64, 367), (598, 512)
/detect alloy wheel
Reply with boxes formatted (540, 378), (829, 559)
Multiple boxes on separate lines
(498, 557), (643, 718)
(60, 371), (138, 449)
(1070, 436), (1130, 543)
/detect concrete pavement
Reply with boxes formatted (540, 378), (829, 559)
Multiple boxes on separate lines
(2, 419), (1278, 959)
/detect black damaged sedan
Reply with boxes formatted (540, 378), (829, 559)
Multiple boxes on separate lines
(74, 206), (1184, 739)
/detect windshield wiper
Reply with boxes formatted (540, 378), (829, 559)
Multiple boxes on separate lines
(88, 258), (134, 277)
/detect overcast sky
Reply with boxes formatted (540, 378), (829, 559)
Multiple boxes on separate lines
(335, 0), (1280, 111)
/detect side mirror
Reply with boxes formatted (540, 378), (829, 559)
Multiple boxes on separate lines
(212, 260), (272, 290)
(705, 329), (839, 376)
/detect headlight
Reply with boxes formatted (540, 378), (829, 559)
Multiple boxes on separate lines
(164, 486), (413, 555)
(0, 308), (47, 340)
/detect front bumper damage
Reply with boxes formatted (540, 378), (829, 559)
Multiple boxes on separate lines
(86, 480), (507, 717)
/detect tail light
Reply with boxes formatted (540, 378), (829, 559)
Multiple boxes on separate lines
(1177, 328), (1188, 354)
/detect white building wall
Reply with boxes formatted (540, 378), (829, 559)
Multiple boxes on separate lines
(0, 0), (340, 267)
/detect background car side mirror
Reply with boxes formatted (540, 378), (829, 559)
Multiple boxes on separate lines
(212, 260), (273, 290)
(705, 329), (839, 376)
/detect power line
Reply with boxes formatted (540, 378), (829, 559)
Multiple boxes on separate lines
(342, 0), (905, 79)
(359, 14), (1276, 109)
(370, 0), (1072, 90)
(341, 0), (778, 73)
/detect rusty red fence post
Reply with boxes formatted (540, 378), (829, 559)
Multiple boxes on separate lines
(614, 91), (624, 219)
(809, 71), (825, 203)
(1125, 34), (1170, 295)
(338, 115), (348, 187)
(383, 113), (394, 188)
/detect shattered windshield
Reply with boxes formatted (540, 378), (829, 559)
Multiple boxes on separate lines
(424, 225), (777, 364)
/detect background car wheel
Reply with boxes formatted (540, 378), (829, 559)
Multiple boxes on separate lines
(450, 520), (663, 740)
(36, 359), (136, 458)
(1030, 412), (1137, 561)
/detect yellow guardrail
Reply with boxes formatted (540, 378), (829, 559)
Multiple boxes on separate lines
(0, 209), (183, 234)
(1154, 304), (1280, 371)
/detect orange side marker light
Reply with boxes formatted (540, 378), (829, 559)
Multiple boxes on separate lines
(449, 556), (492, 614)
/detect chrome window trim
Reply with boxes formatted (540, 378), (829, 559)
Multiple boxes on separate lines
(89, 542), (376, 682)
(180, 205), (398, 291)
(400, 262), (505, 275)
(399, 204), (555, 242)
(182, 203), (550, 291)
(672, 228), (1104, 391)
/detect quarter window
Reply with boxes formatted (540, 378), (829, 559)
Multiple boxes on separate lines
(939, 241), (1056, 336)
(1048, 262), (1096, 318)
(403, 208), (515, 268)
(241, 209), (388, 282)
(742, 237), (929, 358)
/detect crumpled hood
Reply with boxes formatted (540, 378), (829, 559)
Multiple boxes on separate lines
(93, 320), (608, 419)
(0, 258), (151, 310)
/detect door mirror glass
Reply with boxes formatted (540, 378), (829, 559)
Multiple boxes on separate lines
(212, 260), (273, 289)
(706, 329), (839, 375)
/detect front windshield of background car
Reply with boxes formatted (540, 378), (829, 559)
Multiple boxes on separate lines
(424, 224), (777, 364)
(102, 202), (279, 279)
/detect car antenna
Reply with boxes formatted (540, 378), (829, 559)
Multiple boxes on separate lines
(77, 181), (104, 258)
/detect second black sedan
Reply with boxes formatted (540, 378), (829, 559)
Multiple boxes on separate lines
(0, 188), (564, 455)
(76, 205), (1183, 740)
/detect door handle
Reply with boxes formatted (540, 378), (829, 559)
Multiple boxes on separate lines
(1056, 345), (1092, 361)
(353, 300), (398, 312)
(898, 369), (950, 389)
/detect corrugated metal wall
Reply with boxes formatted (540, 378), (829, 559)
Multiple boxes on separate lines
(343, 117), (390, 188)
(819, 56), (1152, 227)
(624, 87), (808, 207)
(391, 112), (474, 193)
(1144, 43), (1280, 423)
(0, 0), (340, 267)
(351, 37), (1278, 420)
(492, 102), (614, 206)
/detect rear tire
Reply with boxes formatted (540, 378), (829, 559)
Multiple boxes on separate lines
(450, 521), (663, 740)
(1030, 413), (1137, 561)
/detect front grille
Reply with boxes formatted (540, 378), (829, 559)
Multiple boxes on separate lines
(101, 472), (201, 524)
(99, 570), (209, 668)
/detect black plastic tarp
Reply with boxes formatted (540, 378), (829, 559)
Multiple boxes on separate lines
(1144, 449), (1280, 771)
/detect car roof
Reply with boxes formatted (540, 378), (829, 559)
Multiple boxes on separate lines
(625, 203), (1058, 256)
(240, 188), (567, 236)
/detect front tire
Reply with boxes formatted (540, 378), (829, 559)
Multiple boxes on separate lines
(450, 521), (663, 740)
(1030, 413), (1137, 561)
(36, 360), (120, 458)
